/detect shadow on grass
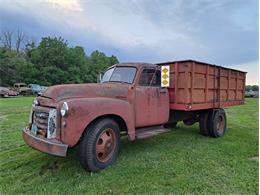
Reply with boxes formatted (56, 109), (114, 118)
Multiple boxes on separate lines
(23, 123), (213, 179)
(36, 124), (203, 173)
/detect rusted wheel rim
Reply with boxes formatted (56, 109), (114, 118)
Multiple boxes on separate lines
(96, 128), (116, 163)
(216, 114), (225, 134)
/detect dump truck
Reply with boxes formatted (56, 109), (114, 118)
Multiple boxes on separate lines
(23, 60), (246, 172)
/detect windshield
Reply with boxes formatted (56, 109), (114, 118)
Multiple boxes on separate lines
(101, 67), (136, 84)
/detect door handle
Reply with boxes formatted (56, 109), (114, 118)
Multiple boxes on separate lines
(159, 90), (167, 94)
(115, 95), (127, 99)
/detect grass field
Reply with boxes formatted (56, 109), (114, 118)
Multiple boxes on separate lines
(0, 97), (258, 194)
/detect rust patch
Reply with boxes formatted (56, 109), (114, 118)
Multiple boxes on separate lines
(43, 83), (129, 102)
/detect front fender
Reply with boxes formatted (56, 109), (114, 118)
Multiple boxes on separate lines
(60, 97), (135, 146)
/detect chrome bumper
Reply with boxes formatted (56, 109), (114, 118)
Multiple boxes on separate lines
(22, 128), (68, 157)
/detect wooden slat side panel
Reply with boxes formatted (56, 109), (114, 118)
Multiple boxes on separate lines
(178, 72), (191, 88)
(194, 63), (207, 74)
(220, 90), (228, 101)
(194, 74), (206, 89)
(193, 89), (205, 103)
(174, 63), (178, 103)
(162, 61), (246, 111)
(220, 77), (228, 89)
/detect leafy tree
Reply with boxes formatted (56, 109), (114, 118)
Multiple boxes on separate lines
(245, 85), (252, 91)
(0, 47), (38, 85)
(252, 85), (259, 91)
(246, 85), (259, 91)
(36, 37), (118, 84)
(84, 51), (118, 83)
(0, 35), (119, 86)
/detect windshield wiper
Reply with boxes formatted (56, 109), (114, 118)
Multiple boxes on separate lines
(102, 80), (130, 84)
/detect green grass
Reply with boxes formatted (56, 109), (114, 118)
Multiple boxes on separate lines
(0, 97), (258, 194)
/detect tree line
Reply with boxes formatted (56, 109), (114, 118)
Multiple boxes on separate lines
(245, 85), (259, 91)
(0, 29), (119, 86)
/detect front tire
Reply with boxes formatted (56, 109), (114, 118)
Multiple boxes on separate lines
(79, 118), (120, 172)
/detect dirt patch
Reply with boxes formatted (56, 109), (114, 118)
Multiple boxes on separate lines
(0, 114), (7, 121)
(249, 156), (259, 161)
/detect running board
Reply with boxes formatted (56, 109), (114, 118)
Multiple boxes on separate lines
(135, 125), (170, 139)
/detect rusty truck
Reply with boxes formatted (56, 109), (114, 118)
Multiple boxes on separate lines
(13, 83), (32, 95)
(23, 60), (246, 172)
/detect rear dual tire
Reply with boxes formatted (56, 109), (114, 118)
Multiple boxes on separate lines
(199, 110), (210, 136)
(199, 109), (227, 138)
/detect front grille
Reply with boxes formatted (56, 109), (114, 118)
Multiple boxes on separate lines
(32, 107), (57, 138)
(34, 111), (49, 130)
(33, 109), (50, 137)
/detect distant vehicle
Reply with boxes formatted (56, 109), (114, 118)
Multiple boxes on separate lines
(13, 83), (32, 95)
(245, 90), (259, 98)
(28, 84), (48, 96)
(37, 86), (48, 96)
(0, 87), (19, 97)
(29, 84), (42, 94)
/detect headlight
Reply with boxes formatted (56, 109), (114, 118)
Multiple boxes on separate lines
(60, 102), (69, 117)
(32, 98), (38, 107)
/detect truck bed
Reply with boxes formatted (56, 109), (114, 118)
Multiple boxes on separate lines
(157, 60), (246, 111)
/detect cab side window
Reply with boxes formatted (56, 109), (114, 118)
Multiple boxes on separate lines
(139, 68), (155, 86)
(151, 70), (161, 87)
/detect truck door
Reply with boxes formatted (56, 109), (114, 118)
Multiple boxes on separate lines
(135, 68), (169, 127)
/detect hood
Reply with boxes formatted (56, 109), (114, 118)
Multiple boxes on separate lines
(41, 83), (129, 102)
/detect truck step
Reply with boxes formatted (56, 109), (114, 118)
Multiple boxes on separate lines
(135, 125), (170, 139)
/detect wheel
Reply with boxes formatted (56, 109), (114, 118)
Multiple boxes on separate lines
(208, 109), (227, 138)
(164, 122), (177, 129)
(199, 110), (210, 136)
(79, 118), (120, 172)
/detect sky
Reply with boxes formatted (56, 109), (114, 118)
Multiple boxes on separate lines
(0, 0), (258, 84)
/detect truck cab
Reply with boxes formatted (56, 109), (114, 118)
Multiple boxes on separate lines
(100, 63), (169, 128)
(23, 63), (171, 171)
(23, 63), (237, 172)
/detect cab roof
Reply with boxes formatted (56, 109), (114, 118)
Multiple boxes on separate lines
(112, 62), (156, 69)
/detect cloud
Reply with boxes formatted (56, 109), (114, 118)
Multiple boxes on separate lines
(47, 0), (83, 11)
(0, 0), (258, 80)
(229, 61), (259, 85)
